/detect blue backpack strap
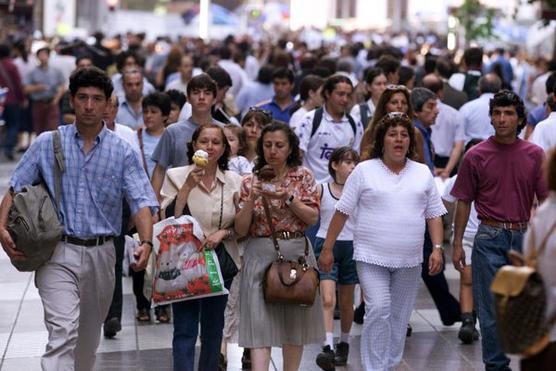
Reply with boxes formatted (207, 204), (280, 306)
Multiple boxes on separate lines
(346, 113), (357, 136)
(310, 107), (324, 138)
(359, 102), (369, 129)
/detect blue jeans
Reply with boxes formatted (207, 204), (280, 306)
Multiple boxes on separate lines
(472, 224), (524, 371)
(172, 293), (228, 371)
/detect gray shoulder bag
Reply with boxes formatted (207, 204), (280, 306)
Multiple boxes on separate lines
(7, 130), (65, 271)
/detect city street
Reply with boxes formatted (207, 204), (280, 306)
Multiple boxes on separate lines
(0, 157), (520, 371)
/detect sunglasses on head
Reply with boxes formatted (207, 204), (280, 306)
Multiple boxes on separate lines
(385, 84), (410, 91)
(248, 106), (273, 119)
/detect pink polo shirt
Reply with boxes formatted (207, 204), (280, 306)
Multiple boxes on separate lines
(451, 137), (547, 222)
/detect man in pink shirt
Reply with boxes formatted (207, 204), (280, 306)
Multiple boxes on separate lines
(451, 90), (548, 371)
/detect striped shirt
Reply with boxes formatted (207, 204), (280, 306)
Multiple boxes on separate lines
(10, 124), (158, 238)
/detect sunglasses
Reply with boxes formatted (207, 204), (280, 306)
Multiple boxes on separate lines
(385, 84), (410, 91)
(248, 106), (273, 119)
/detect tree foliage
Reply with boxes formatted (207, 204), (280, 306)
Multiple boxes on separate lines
(455, 0), (496, 46)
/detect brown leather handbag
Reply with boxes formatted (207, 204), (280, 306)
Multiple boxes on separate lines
(260, 196), (319, 306)
(491, 220), (556, 357)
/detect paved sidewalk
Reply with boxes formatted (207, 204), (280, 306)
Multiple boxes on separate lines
(0, 157), (520, 371)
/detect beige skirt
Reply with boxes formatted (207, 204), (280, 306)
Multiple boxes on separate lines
(238, 237), (325, 348)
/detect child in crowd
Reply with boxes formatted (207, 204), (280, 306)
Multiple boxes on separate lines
(166, 89), (186, 125)
(442, 139), (482, 344)
(224, 124), (252, 175)
(313, 146), (360, 371)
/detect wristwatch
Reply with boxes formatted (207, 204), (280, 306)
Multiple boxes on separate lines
(141, 240), (154, 248)
(285, 195), (295, 206)
(433, 244), (444, 251)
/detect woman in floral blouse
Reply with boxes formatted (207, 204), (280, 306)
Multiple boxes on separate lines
(235, 121), (324, 371)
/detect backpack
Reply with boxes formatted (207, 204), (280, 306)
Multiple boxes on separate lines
(359, 102), (370, 129)
(7, 130), (65, 271)
(491, 220), (556, 357)
(310, 107), (357, 138)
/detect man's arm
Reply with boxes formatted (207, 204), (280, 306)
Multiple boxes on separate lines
(151, 163), (166, 203)
(443, 140), (464, 177)
(131, 207), (153, 271)
(452, 200), (472, 272)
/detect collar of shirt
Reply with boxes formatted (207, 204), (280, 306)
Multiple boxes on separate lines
(413, 118), (432, 137)
(269, 97), (296, 112)
(323, 105), (349, 124)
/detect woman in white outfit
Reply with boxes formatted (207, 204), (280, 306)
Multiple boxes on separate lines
(319, 112), (446, 371)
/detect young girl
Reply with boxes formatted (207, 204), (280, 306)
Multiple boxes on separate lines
(313, 146), (360, 371)
(224, 124), (252, 176)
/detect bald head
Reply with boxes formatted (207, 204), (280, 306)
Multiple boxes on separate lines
(421, 74), (443, 97)
(479, 73), (502, 95)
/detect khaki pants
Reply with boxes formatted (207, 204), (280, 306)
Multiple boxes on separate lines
(35, 240), (116, 371)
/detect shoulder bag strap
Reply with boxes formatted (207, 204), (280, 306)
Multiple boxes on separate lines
(52, 130), (65, 212)
(261, 195), (281, 254)
(218, 182), (224, 229)
(136, 128), (149, 174)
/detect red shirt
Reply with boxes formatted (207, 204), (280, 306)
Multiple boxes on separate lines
(0, 58), (24, 105)
(451, 137), (547, 222)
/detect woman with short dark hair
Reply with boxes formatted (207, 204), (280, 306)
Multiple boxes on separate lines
(319, 112), (446, 370)
(235, 121), (324, 371)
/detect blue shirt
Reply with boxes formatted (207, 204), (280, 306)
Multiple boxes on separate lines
(115, 98), (144, 130)
(236, 81), (274, 116)
(414, 119), (434, 173)
(258, 97), (296, 123)
(527, 103), (547, 127)
(10, 124), (158, 238)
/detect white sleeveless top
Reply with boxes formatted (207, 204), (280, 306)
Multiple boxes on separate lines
(316, 183), (355, 241)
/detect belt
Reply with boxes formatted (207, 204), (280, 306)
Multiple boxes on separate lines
(271, 231), (305, 240)
(481, 219), (528, 231)
(61, 235), (114, 247)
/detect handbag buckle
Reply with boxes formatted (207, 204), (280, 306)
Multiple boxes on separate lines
(277, 253), (284, 261)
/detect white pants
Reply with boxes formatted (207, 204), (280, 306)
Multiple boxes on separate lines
(356, 262), (421, 371)
(35, 240), (116, 371)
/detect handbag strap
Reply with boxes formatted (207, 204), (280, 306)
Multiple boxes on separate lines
(261, 195), (281, 253)
(136, 128), (149, 174)
(52, 130), (65, 212)
(218, 182), (224, 229)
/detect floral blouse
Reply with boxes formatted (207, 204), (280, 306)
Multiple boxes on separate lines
(239, 166), (320, 237)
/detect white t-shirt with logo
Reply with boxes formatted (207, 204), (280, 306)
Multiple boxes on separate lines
(295, 107), (363, 183)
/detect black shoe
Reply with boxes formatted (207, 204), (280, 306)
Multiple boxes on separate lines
(241, 348), (251, 369)
(458, 316), (479, 344)
(353, 302), (365, 324)
(334, 342), (349, 366)
(316, 345), (335, 371)
(406, 324), (412, 337)
(103, 317), (121, 338)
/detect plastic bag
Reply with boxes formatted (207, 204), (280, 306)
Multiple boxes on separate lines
(151, 216), (228, 306)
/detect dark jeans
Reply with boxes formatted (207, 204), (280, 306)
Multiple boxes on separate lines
(105, 233), (125, 322)
(421, 228), (461, 325)
(2, 104), (20, 156)
(472, 224), (524, 371)
(172, 294), (228, 371)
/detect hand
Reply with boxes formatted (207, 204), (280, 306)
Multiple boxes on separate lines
(0, 228), (25, 261)
(183, 166), (204, 191)
(247, 178), (262, 202)
(261, 186), (289, 202)
(201, 230), (227, 251)
(434, 168), (449, 179)
(318, 246), (334, 273)
(452, 242), (466, 272)
(131, 242), (151, 272)
(428, 248), (444, 276)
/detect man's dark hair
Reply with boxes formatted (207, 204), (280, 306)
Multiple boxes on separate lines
(375, 55), (401, 76)
(186, 73), (217, 97)
(424, 54), (438, 75)
(398, 66), (415, 87)
(75, 54), (93, 66)
(256, 64), (275, 84)
(435, 58), (454, 79)
(410, 87), (436, 112)
(206, 66), (233, 89)
(272, 67), (294, 83)
(166, 89), (186, 108)
(479, 74), (502, 94)
(321, 74), (353, 101)
(489, 90), (526, 134)
(141, 92), (171, 116)
(463, 47), (483, 69)
(69, 67), (113, 98)
(546, 72), (556, 95)
(299, 74), (324, 101)
(116, 50), (143, 71)
(0, 43), (10, 59)
(218, 46), (232, 60)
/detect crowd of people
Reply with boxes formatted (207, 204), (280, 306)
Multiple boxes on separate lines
(0, 30), (556, 371)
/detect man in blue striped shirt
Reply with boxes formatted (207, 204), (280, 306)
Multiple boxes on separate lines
(0, 67), (158, 371)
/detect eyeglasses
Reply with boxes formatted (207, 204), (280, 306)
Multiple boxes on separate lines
(248, 106), (273, 119)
